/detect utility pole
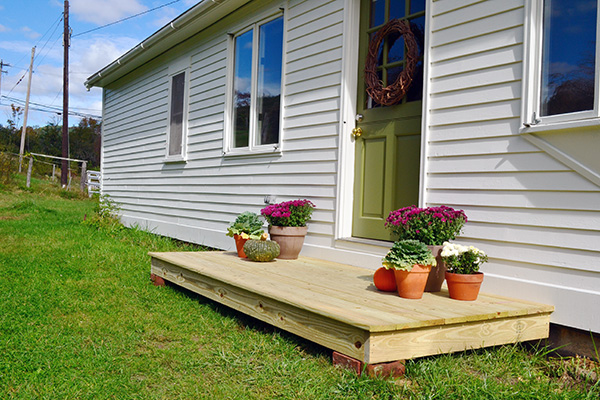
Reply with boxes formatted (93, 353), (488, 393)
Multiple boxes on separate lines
(61, 0), (70, 187)
(0, 60), (10, 104)
(18, 47), (35, 172)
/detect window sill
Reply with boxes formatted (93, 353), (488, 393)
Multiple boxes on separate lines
(223, 146), (282, 159)
(520, 117), (600, 135)
(163, 155), (187, 163)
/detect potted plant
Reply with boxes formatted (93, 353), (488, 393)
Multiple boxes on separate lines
(382, 240), (437, 299)
(385, 205), (467, 292)
(261, 199), (315, 259)
(226, 211), (265, 258)
(441, 242), (489, 301)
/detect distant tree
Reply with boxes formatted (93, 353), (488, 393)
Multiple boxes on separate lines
(0, 104), (24, 152)
(35, 121), (62, 157)
(70, 118), (101, 168)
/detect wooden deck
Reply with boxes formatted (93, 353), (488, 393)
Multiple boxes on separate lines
(150, 251), (554, 365)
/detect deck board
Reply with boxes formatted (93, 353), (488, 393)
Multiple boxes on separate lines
(150, 251), (554, 364)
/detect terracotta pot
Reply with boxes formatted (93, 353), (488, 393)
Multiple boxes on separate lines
(268, 226), (308, 259)
(233, 234), (248, 258)
(445, 272), (484, 301)
(425, 245), (447, 292)
(394, 264), (432, 299)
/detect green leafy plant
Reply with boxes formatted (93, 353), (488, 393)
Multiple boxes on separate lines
(385, 205), (467, 245)
(261, 199), (315, 227)
(226, 211), (264, 239)
(83, 194), (123, 232)
(382, 239), (437, 271)
(441, 242), (488, 274)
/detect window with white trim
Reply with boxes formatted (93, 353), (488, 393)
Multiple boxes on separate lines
(226, 13), (284, 153)
(523, 0), (599, 128)
(166, 57), (189, 161)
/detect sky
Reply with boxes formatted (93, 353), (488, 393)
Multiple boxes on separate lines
(0, 0), (198, 127)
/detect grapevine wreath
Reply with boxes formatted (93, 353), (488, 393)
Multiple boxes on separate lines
(365, 18), (419, 106)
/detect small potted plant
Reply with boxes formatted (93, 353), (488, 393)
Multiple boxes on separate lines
(382, 240), (437, 299)
(441, 242), (489, 301)
(226, 211), (265, 258)
(385, 205), (467, 292)
(261, 199), (315, 259)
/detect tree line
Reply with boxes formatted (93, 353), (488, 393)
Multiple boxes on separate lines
(0, 105), (101, 169)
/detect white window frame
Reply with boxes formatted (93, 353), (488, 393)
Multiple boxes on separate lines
(165, 56), (190, 162)
(522, 0), (600, 133)
(223, 8), (285, 156)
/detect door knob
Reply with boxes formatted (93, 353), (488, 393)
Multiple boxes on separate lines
(352, 127), (363, 138)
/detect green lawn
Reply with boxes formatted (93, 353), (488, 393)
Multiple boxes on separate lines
(0, 175), (598, 399)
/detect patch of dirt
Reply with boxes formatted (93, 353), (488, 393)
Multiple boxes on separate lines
(545, 355), (599, 391)
(0, 215), (26, 220)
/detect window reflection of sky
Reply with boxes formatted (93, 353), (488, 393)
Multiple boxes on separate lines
(234, 30), (253, 94)
(258, 18), (283, 97)
(541, 0), (597, 115)
(232, 16), (283, 148)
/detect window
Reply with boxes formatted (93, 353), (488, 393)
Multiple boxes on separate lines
(226, 14), (284, 153)
(523, 0), (600, 128)
(168, 71), (186, 157)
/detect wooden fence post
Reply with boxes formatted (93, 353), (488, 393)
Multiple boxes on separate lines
(26, 157), (33, 188)
(80, 161), (87, 192)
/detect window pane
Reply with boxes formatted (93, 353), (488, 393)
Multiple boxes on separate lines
(389, 0), (406, 20)
(233, 29), (253, 148)
(169, 72), (185, 156)
(541, 0), (597, 116)
(370, 0), (385, 28)
(406, 60), (423, 102)
(388, 32), (404, 63)
(257, 17), (283, 146)
(409, 0), (425, 15)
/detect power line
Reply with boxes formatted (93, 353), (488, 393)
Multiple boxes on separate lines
(1, 95), (101, 119)
(4, 12), (64, 89)
(72, 0), (182, 38)
(33, 22), (65, 71)
(33, 14), (64, 70)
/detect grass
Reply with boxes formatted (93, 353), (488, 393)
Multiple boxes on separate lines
(1, 174), (599, 399)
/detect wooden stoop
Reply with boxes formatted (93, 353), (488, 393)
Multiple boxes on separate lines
(149, 251), (554, 375)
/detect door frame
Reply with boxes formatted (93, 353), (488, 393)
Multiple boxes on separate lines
(334, 0), (433, 241)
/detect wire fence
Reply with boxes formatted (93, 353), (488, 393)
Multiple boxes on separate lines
(0, 151), (100, 194)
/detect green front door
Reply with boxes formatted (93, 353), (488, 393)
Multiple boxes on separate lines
(352, 0), (425, 241)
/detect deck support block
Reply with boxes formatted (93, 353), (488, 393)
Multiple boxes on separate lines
(332, 351), (405, 378)
(150, 273), (166, 286)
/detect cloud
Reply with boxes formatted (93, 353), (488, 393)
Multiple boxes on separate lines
(70, 34), (140, 77)
(0, 24), (9, 32)
(21, 27), (41, 40)
(70, 0), (147, 25)
(0, 33), (138, 126)
(151, 6), (184, 28)
(0, 40), (33, 55)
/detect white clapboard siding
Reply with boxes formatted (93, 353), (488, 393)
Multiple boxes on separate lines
(430, 189), (600, 211)
(427, 0), (600, 332)
(427, 172), (599, 191)
(100, 0), (346, 258)
(430, 81), (521, 110)
(430, 63), (522, 95)
(452, 205), (600, 231)
(430, 44), (523, 79)
(429, 136), (540, 156)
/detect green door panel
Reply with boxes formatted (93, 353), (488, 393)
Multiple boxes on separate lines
(361, 137), (386, 218)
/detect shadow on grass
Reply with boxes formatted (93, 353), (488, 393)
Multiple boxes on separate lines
(159, 281), (332, 360)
